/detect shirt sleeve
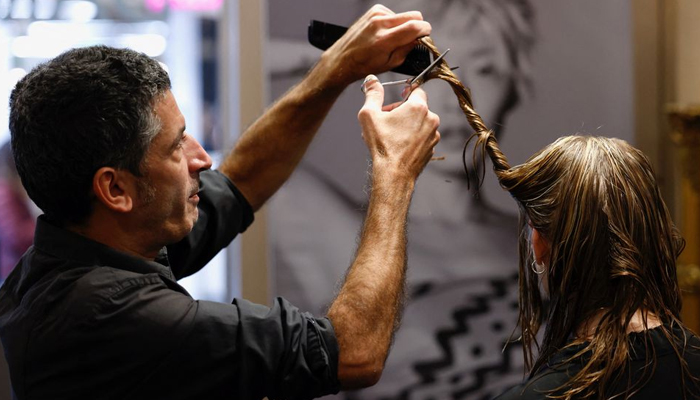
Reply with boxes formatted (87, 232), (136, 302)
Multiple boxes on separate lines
(95, 275), (341, 400)
(167, 169), (255, 279)
(166, 296), (341, 399)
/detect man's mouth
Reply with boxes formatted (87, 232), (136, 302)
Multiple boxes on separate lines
(189, 180), (203, 198)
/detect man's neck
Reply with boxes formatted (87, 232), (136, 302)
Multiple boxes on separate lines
(67, 214), (161, 260)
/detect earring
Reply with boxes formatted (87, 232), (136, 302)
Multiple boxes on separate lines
(531, 261), (545, 275)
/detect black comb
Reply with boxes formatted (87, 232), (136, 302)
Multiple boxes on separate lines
(308, 20), (432, 77)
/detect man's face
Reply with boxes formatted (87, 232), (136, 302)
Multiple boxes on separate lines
(134, 90), (213, 245)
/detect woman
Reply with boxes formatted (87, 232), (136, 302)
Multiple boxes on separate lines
(421, 37), (700, 399)
(488, 135), (700, 399)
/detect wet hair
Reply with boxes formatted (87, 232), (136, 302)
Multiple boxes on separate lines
(420, 37), (697, 399)
(9, 45), (171, 226)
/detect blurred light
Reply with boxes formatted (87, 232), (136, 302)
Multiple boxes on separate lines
(35, 0), (58, 19)
(0, 0), (10, 19)
(27, 20), (92, 39)
(27, 20), (169, 40)
(159, 0), (223, 12)
(12, 36), (76, 58)
(12, 32), (167, 59)
(57, 0), (98, 22)
(145, 0), (167, 13)
(7, 68), (27, 88)
(140, 20), (170, 37)
(11, 0), (32, 19)
(27, 20), (56, 36)
(158, 62), (169, 73)
(118, 34), (167, 57)
(18, 20), (170, 59)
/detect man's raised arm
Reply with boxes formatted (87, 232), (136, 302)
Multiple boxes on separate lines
(218, 5), (431, 210)
(327, 76), (440, 388)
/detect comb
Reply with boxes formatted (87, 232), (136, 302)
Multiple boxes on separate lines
(307, 19), (432, 76)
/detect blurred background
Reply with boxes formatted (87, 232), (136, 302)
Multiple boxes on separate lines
(2, 0), (700, 399)
(0, 0), (238, 302)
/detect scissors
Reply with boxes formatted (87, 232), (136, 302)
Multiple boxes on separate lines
(362, 49), (451, 100)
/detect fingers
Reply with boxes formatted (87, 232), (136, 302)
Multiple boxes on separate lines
(381, 19), (431, 69)
(359, 6), (424, 24)
(382, 101), (403, 112)
(432, 130), (442, 148)
(363, 4), (394, 18)
(326, 5), (431, 85)
(404, 86), (428, 106)
(387, 10), (425, 25)
(359, 75), (385, 114)
(383, 18), (432, 44)
(356, 75), (441, 179)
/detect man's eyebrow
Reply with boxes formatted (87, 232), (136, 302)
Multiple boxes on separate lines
(170, 125), (186, 150)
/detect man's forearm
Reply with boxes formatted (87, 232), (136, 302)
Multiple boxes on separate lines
(218, 53), (345, 211)
(327, 167), (415, 389)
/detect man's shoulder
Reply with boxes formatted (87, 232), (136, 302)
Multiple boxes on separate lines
(1, 253), (165, 321)
(64, 264), (164, 302)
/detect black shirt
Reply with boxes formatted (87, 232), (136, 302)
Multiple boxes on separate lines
(0, 170), (341, 400)
(495, 324), (700, 399)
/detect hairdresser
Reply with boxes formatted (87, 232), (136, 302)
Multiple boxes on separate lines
(0, 5), (440, 399)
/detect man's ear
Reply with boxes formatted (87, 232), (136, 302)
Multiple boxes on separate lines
(92, 167), (135, 213)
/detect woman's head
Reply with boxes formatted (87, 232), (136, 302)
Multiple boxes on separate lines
(504, 136), (684, 340)
(488, 134), (687, 397)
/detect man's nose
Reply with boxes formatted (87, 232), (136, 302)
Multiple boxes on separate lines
(187, 136), (213, 172)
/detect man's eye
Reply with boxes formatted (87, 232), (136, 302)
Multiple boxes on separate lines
(176, 134), (187, 149)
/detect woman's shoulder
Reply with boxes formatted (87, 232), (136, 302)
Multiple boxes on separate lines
(628, 323), (700, 360)
(493, 367), (573, 400)
(495, 325), (700, 399)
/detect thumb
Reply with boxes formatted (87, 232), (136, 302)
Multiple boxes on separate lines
(360, 75), (385, 111)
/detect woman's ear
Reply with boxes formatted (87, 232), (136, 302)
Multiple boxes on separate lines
(92, 167), (135, 213)
(531, 227), (550, 266)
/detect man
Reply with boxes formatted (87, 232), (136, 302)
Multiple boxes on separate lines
(0, 5), (439, 399)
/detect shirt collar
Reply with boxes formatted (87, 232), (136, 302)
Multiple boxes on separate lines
(33, 215), (175, 280)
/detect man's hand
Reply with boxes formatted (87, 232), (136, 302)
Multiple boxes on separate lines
(326, 74), (439, 389)
(358, 74), (440, 181)
(322, 5), (432, 88)
(219, 5), (431, 211)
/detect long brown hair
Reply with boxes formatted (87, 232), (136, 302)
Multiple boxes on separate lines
(418, 36), (695, 399)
